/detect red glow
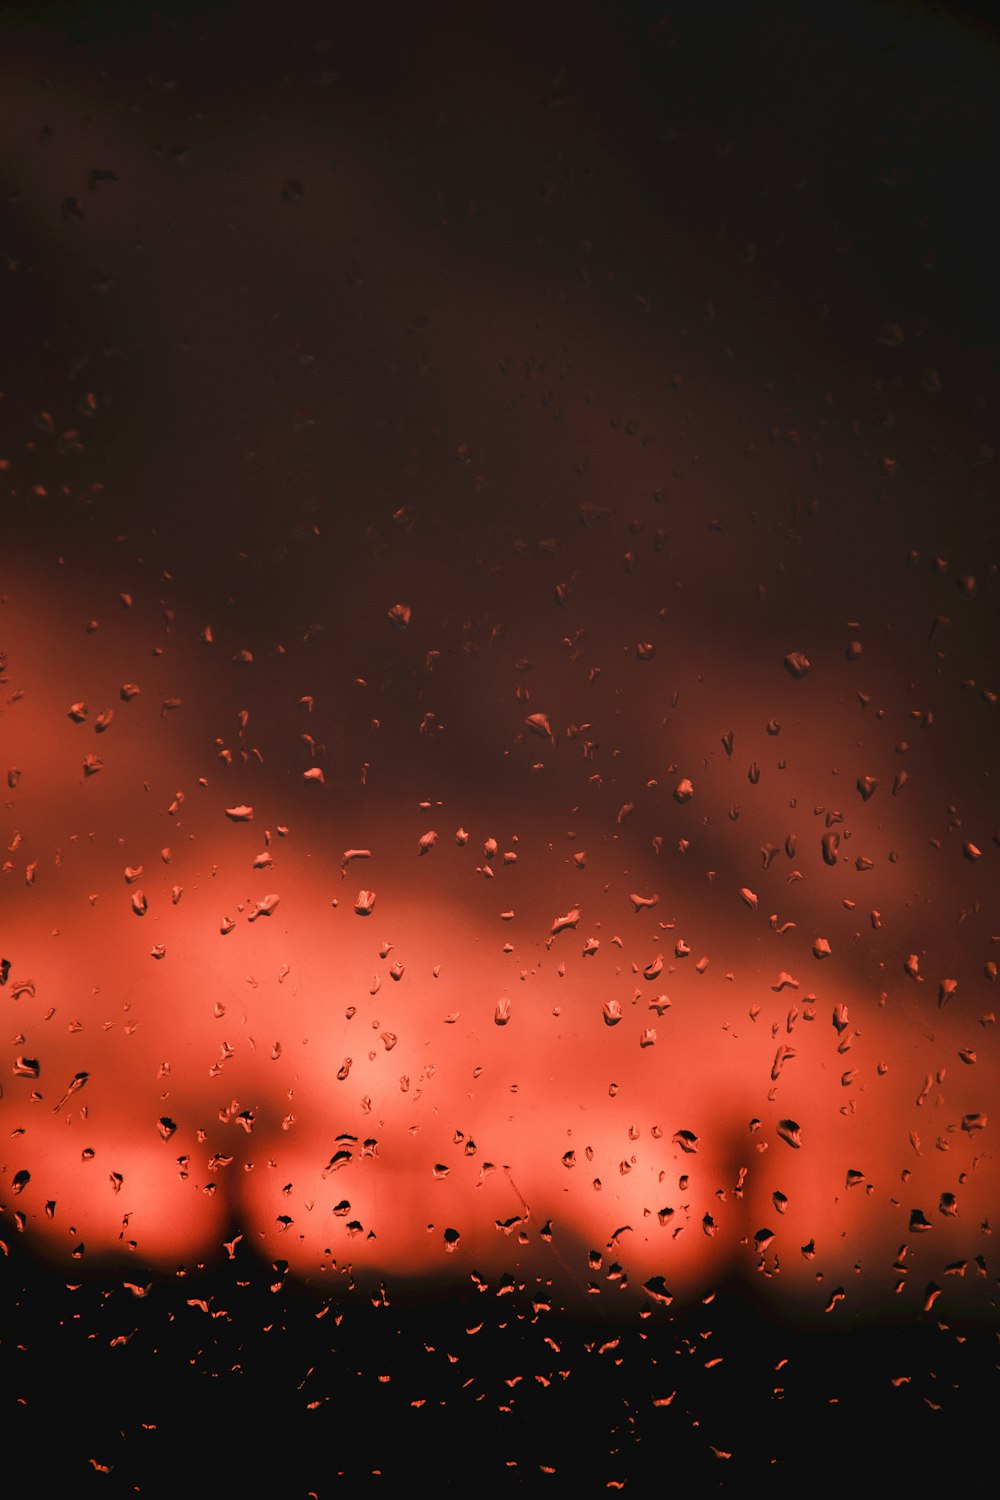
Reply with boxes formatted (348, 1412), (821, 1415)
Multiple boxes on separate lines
(2, 558), (995, 1312)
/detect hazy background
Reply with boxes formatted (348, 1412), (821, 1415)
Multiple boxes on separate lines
(1, 0), (998, 1488)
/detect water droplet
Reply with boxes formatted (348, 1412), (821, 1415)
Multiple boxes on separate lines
(248, 894), (280, 922)
(877, 321), (905, 347)
(550, 906), (581, 935)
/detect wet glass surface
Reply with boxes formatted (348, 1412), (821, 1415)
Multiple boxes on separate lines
(2, 0), (998, 1487)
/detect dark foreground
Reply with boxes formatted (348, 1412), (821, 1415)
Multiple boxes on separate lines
(3, 1242), (995, 1492)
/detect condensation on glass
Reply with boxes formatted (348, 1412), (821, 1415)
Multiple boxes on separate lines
(0, 1), (997, 1486)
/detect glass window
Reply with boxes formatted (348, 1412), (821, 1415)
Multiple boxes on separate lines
(2, 1), (997, 1486)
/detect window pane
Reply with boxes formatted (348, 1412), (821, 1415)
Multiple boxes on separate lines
(2, 1), (997, 1487)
